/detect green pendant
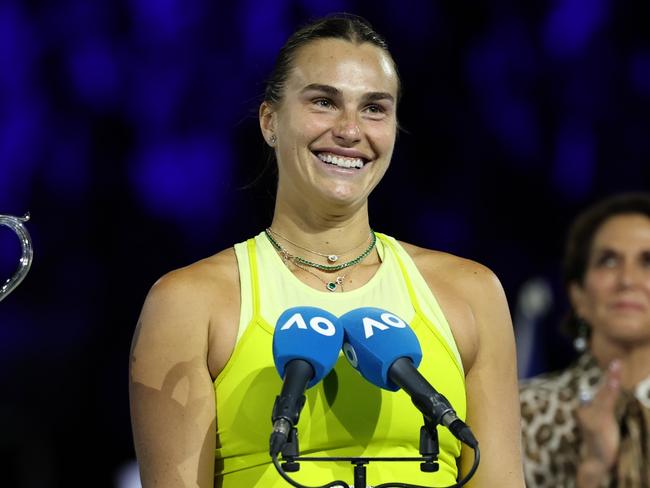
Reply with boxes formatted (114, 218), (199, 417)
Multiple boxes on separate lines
(326, 282), (337, 291)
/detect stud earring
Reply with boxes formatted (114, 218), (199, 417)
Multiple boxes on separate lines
(269, 135), (277, 146)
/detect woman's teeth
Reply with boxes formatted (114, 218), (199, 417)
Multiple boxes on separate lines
(317, 152), (364, 169)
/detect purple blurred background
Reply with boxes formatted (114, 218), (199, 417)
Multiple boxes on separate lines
(1, 0), (649, 486)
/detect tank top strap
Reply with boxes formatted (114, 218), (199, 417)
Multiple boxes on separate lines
(246, 237), (261, 316)
(376, 233), (425, 316)
(376, 233), (464, 379)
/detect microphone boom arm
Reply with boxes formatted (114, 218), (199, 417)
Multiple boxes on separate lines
(388, 358), (478, 449)
(270, 359), (315, 456)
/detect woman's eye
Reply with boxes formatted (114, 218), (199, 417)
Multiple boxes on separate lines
(365, 104), (384, 114)
(595, 253), (618, 268)
(313, 98), (333, 108)
(641, 251), (650, 268)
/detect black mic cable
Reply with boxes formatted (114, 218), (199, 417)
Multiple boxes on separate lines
(270, 445), (480, 488)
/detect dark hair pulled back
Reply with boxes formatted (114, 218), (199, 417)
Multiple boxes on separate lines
(263, 13), (400, 106)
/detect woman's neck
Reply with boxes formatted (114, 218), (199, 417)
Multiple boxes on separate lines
(270, 199), (373, 256)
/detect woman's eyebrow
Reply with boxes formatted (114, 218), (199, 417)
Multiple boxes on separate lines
(592, 246), (618, 255)
(362, 92), (395, 104)
(300, 83), (340, 97)
(300, 84), (395, 104)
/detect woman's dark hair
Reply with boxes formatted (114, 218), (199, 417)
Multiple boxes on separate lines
(264, 13), (400, 106)
(561, 192), (650, 338)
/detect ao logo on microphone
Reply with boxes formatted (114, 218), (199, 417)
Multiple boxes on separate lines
(273, 307), (343, 387)
(279, 311), (337, 337)
(340, 308), (412, 371)
(360, 311), (407, 338)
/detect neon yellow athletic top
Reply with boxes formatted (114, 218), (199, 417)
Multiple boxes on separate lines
(214, 232), (465, 487)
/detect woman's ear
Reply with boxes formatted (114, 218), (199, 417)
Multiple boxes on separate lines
(569, 282), (588, 320)
(259, 101), (277, 146)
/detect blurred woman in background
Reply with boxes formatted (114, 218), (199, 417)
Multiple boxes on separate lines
(520, 192), (650, 488)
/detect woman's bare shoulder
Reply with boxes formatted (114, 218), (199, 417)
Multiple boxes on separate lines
(149, 247), (239, 303)
(137, 247), (240, 342)
(395, 240), (508, 371)
(132, 246), (245, 382)
(396, 240), (499, 291)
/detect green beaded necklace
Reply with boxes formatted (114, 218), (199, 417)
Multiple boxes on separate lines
(264, 228), (377, 272)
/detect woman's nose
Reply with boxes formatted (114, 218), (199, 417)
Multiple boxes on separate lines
(332, 111), (361, 144)
(619, 260), (643, 287)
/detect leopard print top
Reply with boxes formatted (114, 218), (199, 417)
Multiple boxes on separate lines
(519, 353), (650, 488)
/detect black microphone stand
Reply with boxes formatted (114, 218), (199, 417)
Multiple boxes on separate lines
(277, 415), (439, 488)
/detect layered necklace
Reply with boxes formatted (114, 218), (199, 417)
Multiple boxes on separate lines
(264, 228), (376, 292)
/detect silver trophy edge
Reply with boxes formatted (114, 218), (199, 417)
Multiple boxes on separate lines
(0, 213), (34, 302)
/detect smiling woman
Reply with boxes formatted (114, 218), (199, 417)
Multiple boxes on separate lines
(261, 37), (398, 212)
(520, 192), (650, 488)
(129, 13), (525, 488)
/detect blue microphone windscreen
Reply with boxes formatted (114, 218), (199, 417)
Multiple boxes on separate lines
(340, 307), (422, 391)
(273, 306), (343, 388)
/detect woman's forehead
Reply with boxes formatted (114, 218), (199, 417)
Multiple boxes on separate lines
(592, 214), (650, 249)
(287, 38), (398, 95)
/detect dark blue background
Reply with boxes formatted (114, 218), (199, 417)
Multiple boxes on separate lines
(1, 0), (649, 485)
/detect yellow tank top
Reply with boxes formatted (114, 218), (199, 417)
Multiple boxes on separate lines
(214, 232), (465, 487)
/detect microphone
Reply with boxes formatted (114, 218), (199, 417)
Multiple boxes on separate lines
(270, 306), (343, 457)
(339, 307), (478, 448)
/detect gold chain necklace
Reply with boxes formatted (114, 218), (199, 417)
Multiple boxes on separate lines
(290, 260), (348, 292)
(266, 227), (371, 263)
(264, 228), (376, 272)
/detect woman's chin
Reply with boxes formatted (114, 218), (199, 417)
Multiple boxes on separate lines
(600, 320), (650, 344)
(323, 185), (369, 208)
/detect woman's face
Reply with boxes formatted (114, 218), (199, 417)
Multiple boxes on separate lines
(571, 213), (650, 346)
(261, 38), (398, 210)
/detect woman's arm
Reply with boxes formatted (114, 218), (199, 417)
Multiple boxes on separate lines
(456, 263), (525, 487)
(408, 244), (525, 487)
(129, 265), (226, 488)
